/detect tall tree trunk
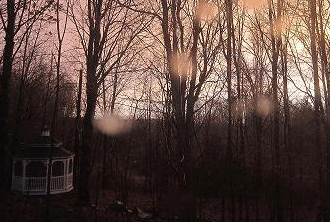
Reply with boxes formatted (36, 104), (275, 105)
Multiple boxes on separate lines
(232, 9), (245, 221)
(308, 0), (324, 218)
(282, 40), (293, 221)
(254, 96), (262, 222)
(268, 0), (284, 220)
(79, 73), (98, 205)
(74, 70), (83, 190)
(226, 0), (233, 161)
(78, 0), (103, 205)
(46, 1), (68, 218)
(0, 0), (15, 202)
(316, 0), (330, 219)
(110, 71), (118, 114)
(101, 80), (107, 190)
(226, 0), (235, 220)
(185, 16), (200, 185)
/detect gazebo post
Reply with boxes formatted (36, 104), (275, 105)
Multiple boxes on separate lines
(64, 160), (67, 190)
(11, 158), (16, 190)
(46, 159), (49, 192)
(43, 159), (48, 192)
(22, 159), (27, 191)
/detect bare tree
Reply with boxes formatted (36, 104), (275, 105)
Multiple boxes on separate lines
(70, 0), (146, 205)
(0, 0), (54, 203)
(268, 0), (284, 220)
(45, 0), (69, 220)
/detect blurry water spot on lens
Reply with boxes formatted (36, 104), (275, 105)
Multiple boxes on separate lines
(93, 114), (131, 136)
(274, 16), (290, 37)
(256, 95), (272, 117)
(170, 53), (190, 78)
(241, 0), (266, 11)
(196, 1), (218, 22)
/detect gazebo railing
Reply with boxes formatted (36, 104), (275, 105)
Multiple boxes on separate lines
(22, 174), (73, 193)
(24, 177), (47, 192)
(50, 176), (65, 191)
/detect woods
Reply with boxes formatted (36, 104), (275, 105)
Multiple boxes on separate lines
(1, 0), (330, 221)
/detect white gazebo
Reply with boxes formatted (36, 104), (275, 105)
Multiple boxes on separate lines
(12, 128), (74, 195)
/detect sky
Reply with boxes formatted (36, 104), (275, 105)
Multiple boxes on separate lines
(1, 0), (327, 124)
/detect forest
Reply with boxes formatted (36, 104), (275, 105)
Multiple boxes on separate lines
(0, 0), (330, 221)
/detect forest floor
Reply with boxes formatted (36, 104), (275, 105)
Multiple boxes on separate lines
(5, 189), (318, 221)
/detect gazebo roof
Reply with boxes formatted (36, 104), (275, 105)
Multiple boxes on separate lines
(14, 146), (73, 159)
(13, 129), (74, 159)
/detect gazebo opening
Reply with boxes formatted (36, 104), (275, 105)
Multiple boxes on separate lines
(52, 161), (64, 177)
(14, 160), (23, 177)
(26, 161), (47, 177)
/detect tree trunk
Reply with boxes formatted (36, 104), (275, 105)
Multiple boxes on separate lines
(226, 0), (233, 161)
(74, 70), (83, 190)
(308, 0), (324, 219)
(79, 74), (98, 205)
(0, 0), (15, 202)
(78, 0), (103, 205)
(225, 0), (235, 220)
(268, 0), (284, 220)
(316, 0), (330, 219)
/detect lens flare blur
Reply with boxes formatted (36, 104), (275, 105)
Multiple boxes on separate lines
(274, 16), (290, 36)
(196, 1), (218, 22)
(93, 114), (131, 136)
(241, 0), (266, 10)
(170, 53), (190, 78)
(256, 95), (272, 117)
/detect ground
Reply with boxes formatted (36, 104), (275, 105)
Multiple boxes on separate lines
(7, 190), (162, 222)
(3, 189), (318, 221)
